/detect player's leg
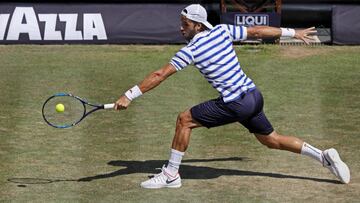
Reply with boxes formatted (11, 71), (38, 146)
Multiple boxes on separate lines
(255, 131), (324, 164)
(166, 97), (239, 176)
(166, 110), (202, 175)
(171, 110), (203, 152)
(140, 109), (202, 189)
(239, 89), (350, 183)
(254, 132), (350, 183)
(141, 98), (237, 189)
(254, 131), (303, 153)
(240, 88), (325, 165)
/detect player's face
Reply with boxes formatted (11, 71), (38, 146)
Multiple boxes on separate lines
(180, 16), (200, 41)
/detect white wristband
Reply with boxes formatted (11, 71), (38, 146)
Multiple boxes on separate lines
(124, 85), (143, 101)
(280, 28), (296, 37)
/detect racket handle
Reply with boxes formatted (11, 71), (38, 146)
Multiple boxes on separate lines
(103, 103), (115, 109)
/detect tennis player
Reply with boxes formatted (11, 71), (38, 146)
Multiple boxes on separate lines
(114, 4), (350, 188)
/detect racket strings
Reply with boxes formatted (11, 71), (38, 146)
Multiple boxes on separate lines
(43, 96), (85, 128)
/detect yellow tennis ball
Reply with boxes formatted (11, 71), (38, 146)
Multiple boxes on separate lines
(55, 103), (65, 113)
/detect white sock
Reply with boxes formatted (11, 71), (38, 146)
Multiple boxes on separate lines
(166, 149), (184, 175)
(300, 142), (323, 164)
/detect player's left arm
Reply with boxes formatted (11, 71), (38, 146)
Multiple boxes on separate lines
(247, 26), (317, 45)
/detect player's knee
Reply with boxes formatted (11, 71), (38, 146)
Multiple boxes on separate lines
(257, 134), (281, 149)
(177, 111), (192, 128)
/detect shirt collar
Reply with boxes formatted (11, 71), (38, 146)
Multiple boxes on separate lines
(189, 30), (209, 44)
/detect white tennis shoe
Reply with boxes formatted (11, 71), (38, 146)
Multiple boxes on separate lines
(322, 148), (350, 184)
(140, 165), (181, 189)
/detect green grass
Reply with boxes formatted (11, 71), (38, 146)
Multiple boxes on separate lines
(0, 45), (359, 202)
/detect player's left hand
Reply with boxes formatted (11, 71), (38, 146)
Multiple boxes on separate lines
(114, 95), (131, 110)
(294, 27), (317, 45)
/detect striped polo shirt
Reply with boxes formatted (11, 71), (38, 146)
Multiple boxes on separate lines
(170, 24), (256, 103)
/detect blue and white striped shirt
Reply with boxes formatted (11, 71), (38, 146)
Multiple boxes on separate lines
(170, 24), (256, 103)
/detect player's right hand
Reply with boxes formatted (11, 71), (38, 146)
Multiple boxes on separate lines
(114, 95), (131, 110)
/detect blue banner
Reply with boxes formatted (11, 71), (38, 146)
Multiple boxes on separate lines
(0, 3), (186, 44)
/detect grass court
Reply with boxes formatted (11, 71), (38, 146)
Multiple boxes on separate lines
(0, 45), (359, 202)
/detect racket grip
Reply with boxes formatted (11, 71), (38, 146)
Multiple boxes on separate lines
(104, 103), (115, 109)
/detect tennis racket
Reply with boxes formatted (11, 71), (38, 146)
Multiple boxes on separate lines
(42, 93), (114, 128)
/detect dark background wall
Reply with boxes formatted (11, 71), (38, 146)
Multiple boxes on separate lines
(1, 0), (359, 27)
(281, 0), (359, 27)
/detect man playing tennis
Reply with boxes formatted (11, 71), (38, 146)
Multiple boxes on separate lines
(114, 4), (350, 188)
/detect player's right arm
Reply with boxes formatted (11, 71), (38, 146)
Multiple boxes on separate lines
(114, 46), (193, 110)
(138, 64), (177, 93)
(114, 64), (177, 110)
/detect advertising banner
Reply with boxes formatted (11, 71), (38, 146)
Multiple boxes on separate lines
(220, 12), (280, 27)
(0, 3), (186, 44)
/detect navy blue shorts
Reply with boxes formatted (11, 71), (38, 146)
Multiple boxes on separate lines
(190, 88), (274, 135)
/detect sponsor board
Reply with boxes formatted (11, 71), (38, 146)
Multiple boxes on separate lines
(235, 14), (269, 26)
(221, 12), (280, 27)
(0, 4), (185, 44)
(0, 7), (107, 41)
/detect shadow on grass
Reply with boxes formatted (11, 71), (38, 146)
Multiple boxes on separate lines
(78, 157), (340, 184)
(8, 157), (341, 185)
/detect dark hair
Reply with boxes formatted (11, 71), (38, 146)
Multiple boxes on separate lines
(189, 19), (207, 31)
